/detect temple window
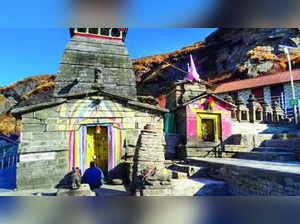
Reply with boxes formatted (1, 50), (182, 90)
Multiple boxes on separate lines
(111, 28), (121, 37)
(100, 28), (110, 36)
(77, 28), (87, 33)
(89, 28), (99, 35)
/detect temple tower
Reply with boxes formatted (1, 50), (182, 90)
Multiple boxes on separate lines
(54, 28), (137, 99)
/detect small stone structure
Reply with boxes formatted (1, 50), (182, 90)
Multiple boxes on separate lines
(132, 125), (172, 196)
(165, 81), (236, 159)
(224, 95), (237, 120)
(247, 94), (263, 123)
(236, 96), (250, 122)
(262, 100), (273, 123)
(273, 101), (285, 123)
(226, 94), (290, 125)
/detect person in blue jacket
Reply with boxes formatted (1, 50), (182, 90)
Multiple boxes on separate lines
(82, 161), (104, 189)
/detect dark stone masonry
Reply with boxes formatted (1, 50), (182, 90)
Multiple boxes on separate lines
(132, 127), (172, 196)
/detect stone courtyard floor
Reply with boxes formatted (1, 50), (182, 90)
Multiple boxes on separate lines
(0, 178), (232, 196)
(0, 184), (130, 196)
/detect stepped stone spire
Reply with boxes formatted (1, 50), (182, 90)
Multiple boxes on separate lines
(54, 28), (137, 99)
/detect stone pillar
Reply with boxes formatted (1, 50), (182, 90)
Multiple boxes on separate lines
(131, 124), (172, 196)
(273, 101), (284, 123)
(225, 95), (237, 120)
(236, 96), (249, 122)
(247, 94), (256, 123)
(262, 100), (273, 123)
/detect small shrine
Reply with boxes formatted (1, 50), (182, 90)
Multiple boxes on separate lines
(165, 81), (236, 159)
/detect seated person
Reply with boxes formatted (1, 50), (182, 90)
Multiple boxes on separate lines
(82, 161), (104, 189)
(71, 167), (82, 190)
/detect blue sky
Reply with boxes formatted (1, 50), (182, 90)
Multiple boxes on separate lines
(0, 28), (216, 87)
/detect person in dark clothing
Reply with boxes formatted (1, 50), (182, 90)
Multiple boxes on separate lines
(82, 162), (104, 189)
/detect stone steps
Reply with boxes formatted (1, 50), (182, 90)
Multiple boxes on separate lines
(233, 151), (297, 162)
(253, 147), (293, 152)
(262, 139), (300, 149)
(171, 178), (232, 196)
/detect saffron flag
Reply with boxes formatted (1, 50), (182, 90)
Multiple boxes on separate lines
(187, 54), (200, 82)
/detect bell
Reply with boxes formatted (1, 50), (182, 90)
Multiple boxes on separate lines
(96, 124), (102, 134)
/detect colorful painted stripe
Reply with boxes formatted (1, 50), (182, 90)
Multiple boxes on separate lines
(69, 124), (123, 173)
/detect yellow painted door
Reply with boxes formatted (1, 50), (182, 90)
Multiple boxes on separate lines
(201, 119), (215, 141)
(87, 127), (108, 172)
(94, 127), (108, 172)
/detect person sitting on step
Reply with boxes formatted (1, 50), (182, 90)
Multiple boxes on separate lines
(71, 167), (82, 190)
(82, 161), (104, 189)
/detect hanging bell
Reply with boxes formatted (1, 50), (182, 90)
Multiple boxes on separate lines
(96, 124), (102, 134)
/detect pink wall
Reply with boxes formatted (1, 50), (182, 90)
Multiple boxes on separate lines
(186, 97), (232, 141)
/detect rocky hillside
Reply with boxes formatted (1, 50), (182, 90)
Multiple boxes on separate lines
(2, 28), (300, 135)
(0, 75), (56, 136)
(134, 28), (300, 96)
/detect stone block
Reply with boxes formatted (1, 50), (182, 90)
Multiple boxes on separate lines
(57, 184), (96, 196)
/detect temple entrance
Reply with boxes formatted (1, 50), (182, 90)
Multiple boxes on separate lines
(197, 113), (221, 142)
(201, 119), (215, 141)
(87, 126), (108, 173)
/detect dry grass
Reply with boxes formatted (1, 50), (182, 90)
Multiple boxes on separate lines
(247, 46), (277, 61)
(21, 79), (56, 101)
(0, 94), (5, 103)
(0, 74), (56, 136)
(0, 114), (20, 136)
(0, 74), (56, 92)
(133, 41), (205, 74)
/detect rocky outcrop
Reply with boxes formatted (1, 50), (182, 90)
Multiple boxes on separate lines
(0, 75), (56, 136)
(134, 28), (300, 97)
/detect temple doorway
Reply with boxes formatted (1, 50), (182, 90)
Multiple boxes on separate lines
(87, 126), (108, 173)
(201, 119), (215, 141)
(197, 113), (221, 142)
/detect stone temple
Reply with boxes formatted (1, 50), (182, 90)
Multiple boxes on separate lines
(12, 28), (168, 190)
(8, 28), (300, 196)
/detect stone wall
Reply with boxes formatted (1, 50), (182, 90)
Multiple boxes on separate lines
(17, 96), (165, 190)
(263, 86), (272, 106)
(17, 105), (69, 190)
(231, 121), (295, 135)
(238, 89), (252, 104)
(207, 163), (300, 196)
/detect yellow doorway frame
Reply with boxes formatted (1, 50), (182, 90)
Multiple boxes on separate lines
(197, 113), (221, 142)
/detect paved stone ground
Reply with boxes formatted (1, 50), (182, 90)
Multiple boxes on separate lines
(92, 184), (131, 196)
(171, 178), (231, 196)
(0, 184), (130, 196)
